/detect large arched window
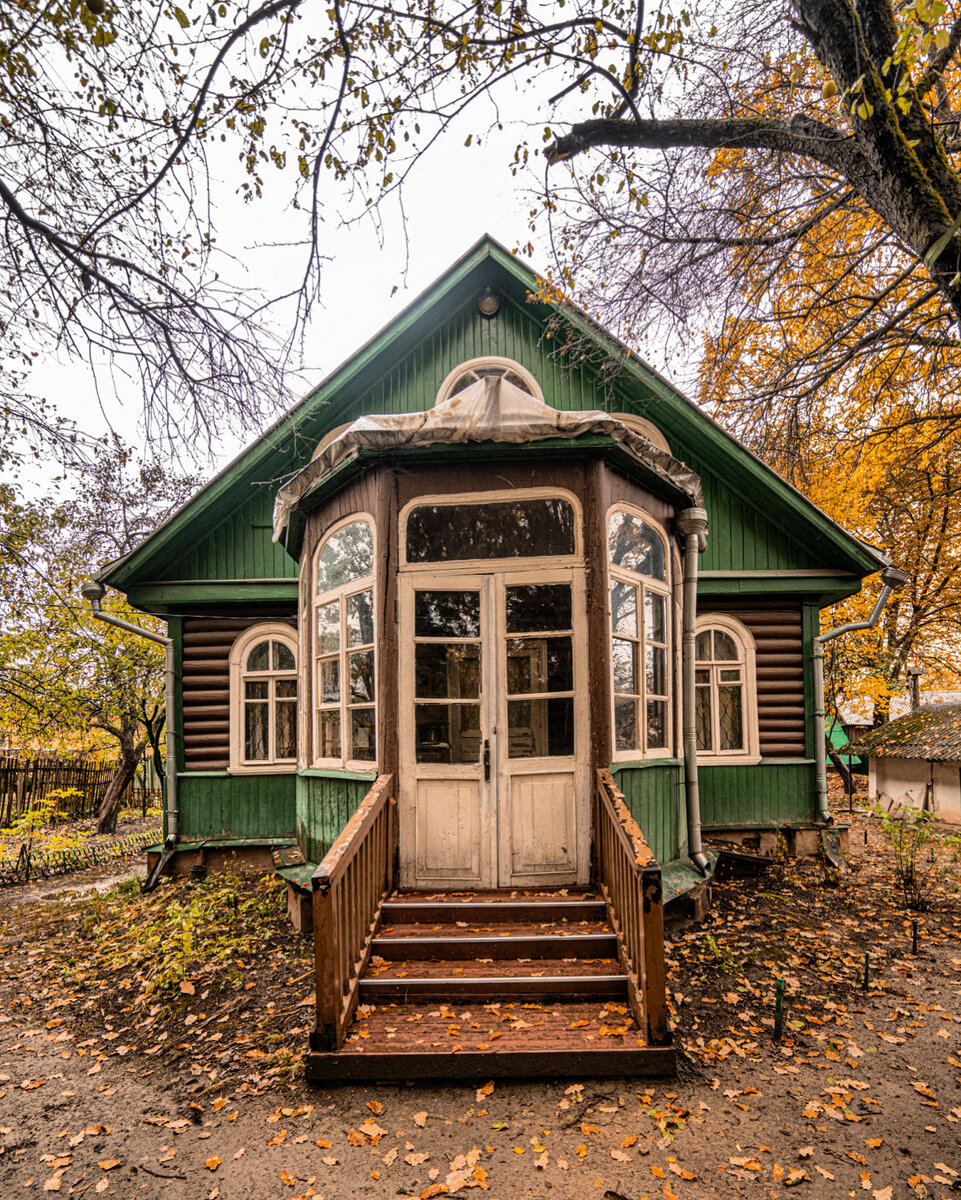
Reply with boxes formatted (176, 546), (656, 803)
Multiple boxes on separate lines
(229, 624), (298, 773)
(694, 616), (760, 763)
(608, 507), (672, 759)
(313, 516), (377, 767)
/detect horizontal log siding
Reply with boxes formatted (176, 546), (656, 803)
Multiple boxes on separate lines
(698, 600), (806, 758)
(297, 774), (374, 863)
(699, 760), (816, 828)
(177, 772), (296, 840)
(613, 764), (686, 865)
(181, 613), (297, 769)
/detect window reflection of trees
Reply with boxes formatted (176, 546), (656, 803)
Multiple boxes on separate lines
(407, 499), (575, 563)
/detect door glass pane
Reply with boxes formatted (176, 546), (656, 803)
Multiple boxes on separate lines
(645, 592), (666, 643)
(317, 602), (340, 653)
(507, 698), (574, 757)
(350, 708), (376, 760)
(506, 637), (572, 693)
(718, 685), (743, 750)
(608, 512), (666, 579)
(647, 700), (668, 749)
(347, 589), (374, 646)
(276, 701), (297, 759)
(414, 591), (480, 638)
(319, 658), (340, 702)
(611, 639), (637, 694)
(695, 686), (712, 751)
(317, 521), (373, 592)
(415, 643), (480, 699)
(505, 584), (572, 633)
(244, 702), (268, 759)
(614, 698), (638, 752)
(414, 703), (481, 763)
(246, 641), (269, 671)
(272, 640), (295, 671)
(407, 499), (575, 562)
(610, 581), (637, 637)
(646, 645), (667, 695)
(319, 711), (341, 758)
(348, 649), (375, 702)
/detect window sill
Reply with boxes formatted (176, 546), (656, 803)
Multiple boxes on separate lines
(300, 766), (379, 781)
(611, 757), (683, 772)
(696, 754), (762, 767)
(227, 763), (297, 775)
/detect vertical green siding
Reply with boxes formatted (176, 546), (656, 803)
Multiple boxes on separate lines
(612, 763), (687, 865)
(297, 773), (374, 863)
(177, 772), (296, 840)
(157, 488), (296, 583)
(698, 761), (817, 828)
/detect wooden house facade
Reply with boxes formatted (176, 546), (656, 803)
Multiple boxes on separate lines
(99, 238), (887, 1078)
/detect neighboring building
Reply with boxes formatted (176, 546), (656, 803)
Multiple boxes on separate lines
(95, 237), (889, 1077)
(844, 703), (961, 822)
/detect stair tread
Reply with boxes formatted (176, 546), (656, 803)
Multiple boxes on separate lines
(394, 890), (599, 903)
(368, 960), (621, 979)
(340, 999), (641, 1055)
(379, 920), (612, 938)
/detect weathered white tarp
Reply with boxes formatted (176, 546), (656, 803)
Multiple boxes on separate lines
(273, 375), (703, 541)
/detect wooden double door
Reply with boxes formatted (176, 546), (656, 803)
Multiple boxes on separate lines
(398, 567), (590, 889)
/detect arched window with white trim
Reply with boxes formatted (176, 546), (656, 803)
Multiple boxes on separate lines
(229, 624), (298, 772)
(313, 516), (377, 768)
(435, 357), (543, 405)
(608, 506), (672, 759)
(694, 616), (760, 762)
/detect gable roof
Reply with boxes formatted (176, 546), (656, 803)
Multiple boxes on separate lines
(844, 703), (961, 761)
(100, 235), (888, 597)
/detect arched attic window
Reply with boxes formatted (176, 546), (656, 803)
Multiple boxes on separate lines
(608, 507), (672, 760)
(435, 357), (543, 404)
(229, 624), (298, 773)
(694, 616), (760, 763)
(313, 516), (377, 768)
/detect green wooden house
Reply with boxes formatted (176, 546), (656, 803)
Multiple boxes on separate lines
(98, 237), (887, 1079)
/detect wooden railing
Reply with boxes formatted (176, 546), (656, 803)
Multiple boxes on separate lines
(594, 768), (670, 1046)
(311, 773), (395, 1053)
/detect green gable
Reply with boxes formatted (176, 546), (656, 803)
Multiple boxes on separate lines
(103, 236), (885, 606)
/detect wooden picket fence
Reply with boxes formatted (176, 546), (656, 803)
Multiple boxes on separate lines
(0, 756), (155, 827)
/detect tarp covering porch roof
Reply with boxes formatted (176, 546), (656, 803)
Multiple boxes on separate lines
(272, 374), (705, 541)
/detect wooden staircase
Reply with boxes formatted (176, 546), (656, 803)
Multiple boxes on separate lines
(304, 773), (676, 1082)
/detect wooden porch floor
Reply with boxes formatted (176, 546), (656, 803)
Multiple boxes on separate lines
(306, 889), (675, 1082)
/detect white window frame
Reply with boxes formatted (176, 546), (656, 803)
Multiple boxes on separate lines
(312, 513), (378, 771)
(694, 614), (760, 764)
(607, 503), (673, 763)
(399, 487), (583, 572)
(435, 356), (544, 405)
(228, 622), (298, 774)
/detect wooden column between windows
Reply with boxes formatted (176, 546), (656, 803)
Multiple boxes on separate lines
(377, 469), (400, 884)
(585, 458), (612, 779)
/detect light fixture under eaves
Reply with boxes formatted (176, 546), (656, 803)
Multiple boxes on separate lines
(478, 287), (500, 317)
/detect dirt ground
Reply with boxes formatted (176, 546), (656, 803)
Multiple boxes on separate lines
(1, 784), (960, 1199)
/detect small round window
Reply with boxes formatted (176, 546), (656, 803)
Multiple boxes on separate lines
(436, 357), (542, 404)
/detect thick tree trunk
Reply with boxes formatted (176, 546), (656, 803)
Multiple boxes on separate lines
(97, 730), (145, 835)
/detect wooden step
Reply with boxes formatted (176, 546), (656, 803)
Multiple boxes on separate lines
(367, 957), (618, 979)
(305, 1000), (674, 1082)
(358, 974), (627, 1002)
(381, 898), (607, 924)
(371, 932), (618, 960)
(379, 918), (611, 938)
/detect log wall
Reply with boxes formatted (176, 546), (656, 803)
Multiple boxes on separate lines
(697, 599), (806, 758)
(181, 610), (297, 770)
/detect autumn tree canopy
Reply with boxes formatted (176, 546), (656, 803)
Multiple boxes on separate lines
(11, 0), (961, 459)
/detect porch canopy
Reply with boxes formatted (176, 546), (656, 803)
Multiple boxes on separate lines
(272, 374), (704, 542)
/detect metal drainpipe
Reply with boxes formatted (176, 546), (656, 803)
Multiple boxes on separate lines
(80, 581), (178, 848)
(675, 507), (711, 876)
(812, 566), (909, 825)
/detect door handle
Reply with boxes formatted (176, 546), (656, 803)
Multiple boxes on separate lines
(483, 738), (490, 782)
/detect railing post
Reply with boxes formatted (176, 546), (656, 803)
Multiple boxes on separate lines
(311, 878), (340, 1052)
(641, 868), (669, 1044)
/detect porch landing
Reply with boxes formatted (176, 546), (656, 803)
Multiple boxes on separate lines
(306, 890), (675, 1082)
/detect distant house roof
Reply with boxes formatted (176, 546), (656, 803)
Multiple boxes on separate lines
(844, 703), (961, 761)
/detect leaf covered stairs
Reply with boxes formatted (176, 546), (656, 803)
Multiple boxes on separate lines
(305, 890), (675, 1082)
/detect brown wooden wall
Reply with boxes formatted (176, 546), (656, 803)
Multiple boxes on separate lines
(698, 599), (805, 758)
(181, 610), (297, 770)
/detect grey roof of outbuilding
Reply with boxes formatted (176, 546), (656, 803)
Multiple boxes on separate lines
(843, 703), (961, 761)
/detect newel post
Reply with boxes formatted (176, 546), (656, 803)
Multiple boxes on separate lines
(311, 875), (339, 1053)
(641, 867), (669, 1045)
